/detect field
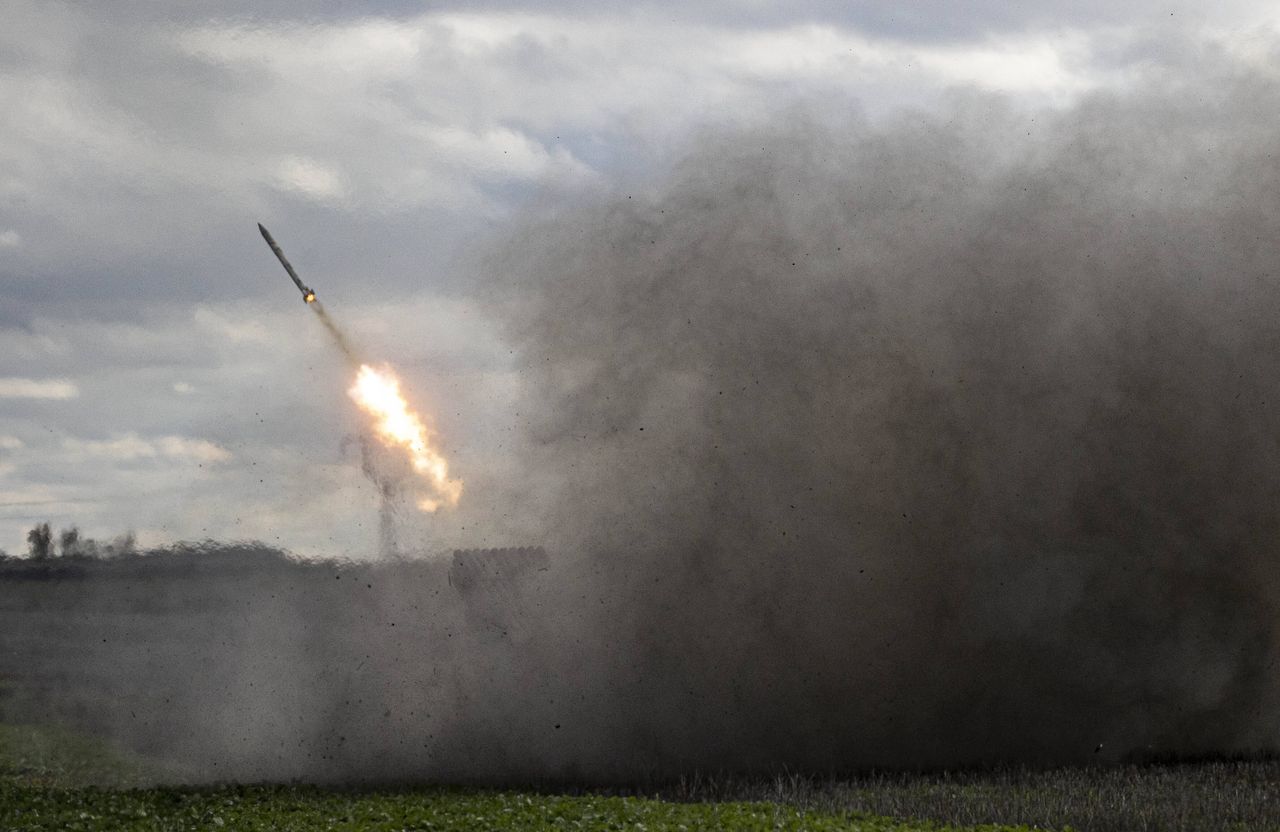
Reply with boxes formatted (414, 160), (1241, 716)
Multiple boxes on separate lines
(656, 763), (1280, 832)
(0, 724), (1002, 832)
(4, 721), (1280, 831)
(0, 784), (983, 832)
(4, 551), (1280, 830)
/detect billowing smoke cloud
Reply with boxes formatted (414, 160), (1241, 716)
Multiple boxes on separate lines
(7, 55), (1280, 782)
(486, 62), (1280, 770)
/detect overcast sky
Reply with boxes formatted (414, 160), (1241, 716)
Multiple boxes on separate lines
(2, 0), (1279, 557)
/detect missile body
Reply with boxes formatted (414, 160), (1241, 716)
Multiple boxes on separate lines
(258, 223), (316, 303)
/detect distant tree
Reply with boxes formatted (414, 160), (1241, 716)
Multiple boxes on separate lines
(27, 522), (51, 559)
(59, 526), (81, 558)
(108, 530), (138, 558)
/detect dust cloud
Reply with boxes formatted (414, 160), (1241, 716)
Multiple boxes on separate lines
(6, 58), (1280, 782)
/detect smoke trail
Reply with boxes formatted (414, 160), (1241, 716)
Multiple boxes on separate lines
(309, 302), (360, 364)
(310, 300), (462, 515)
(311, 301), (402, 555)
(346, 433), (405, 557)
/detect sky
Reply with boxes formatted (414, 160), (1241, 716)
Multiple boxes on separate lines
(2, 0), (1279, 558)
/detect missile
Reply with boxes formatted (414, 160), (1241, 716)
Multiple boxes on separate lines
(258, 223), (317, 304)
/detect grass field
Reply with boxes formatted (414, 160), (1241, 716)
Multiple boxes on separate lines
(2, 783), (1027, 832)
(4, 720), (1280, 830)
(655, 763), (1280, 832)
(0, 722), (1024, 831)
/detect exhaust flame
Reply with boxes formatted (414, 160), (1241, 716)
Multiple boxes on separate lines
(348, 364), (462, 512)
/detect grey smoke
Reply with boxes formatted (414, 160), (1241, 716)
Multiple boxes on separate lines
(7, 55), (1280, 782)
(486, 63), (1280, 770)
(345, 433), (409, 558)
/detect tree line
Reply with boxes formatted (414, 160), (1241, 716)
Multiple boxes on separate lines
(13, 522), (137, 560)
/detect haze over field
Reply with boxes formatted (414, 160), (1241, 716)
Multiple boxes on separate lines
(5, 0), (1280, 780)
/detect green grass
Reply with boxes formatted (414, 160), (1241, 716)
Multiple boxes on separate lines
(0, 784), (1036, 832)
(658, 766), (1280, 832)
(5, 717), (1280, 830)
(0, 722), (1031, 831)
(0, 723), (162, 788)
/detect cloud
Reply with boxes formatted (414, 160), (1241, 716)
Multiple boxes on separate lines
(0, 486), (65, 508)
(61, 433), (232, 464)
(273, 156), (348, 202)
(3, 0), (1280, 561)
(192, 306), (274, 345)
(6, 1), (1269, 326)
(0, 327), (71, 361)
(0, 377), (78, 399)
(712, 23), (1102, 101)
(156, 436), (233, 463)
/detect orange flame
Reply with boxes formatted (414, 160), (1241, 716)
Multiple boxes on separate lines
(348, 364), (462, 512)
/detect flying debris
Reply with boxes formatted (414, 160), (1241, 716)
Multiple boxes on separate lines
(258, 223), (317, 303)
